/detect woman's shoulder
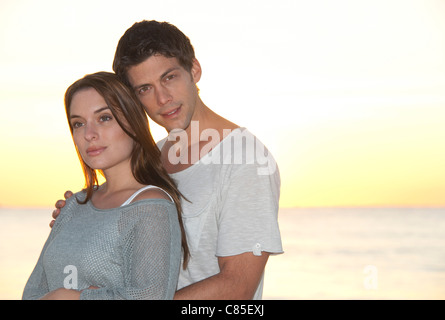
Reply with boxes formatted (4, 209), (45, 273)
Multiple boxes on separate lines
(117, 189), (177, 233)
(131, 187), (173, 203)
(118, 187), (176, 222)
(120, 185), (174, 207)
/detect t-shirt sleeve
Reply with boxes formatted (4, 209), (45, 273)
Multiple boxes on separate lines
(216, 159), (283, 257)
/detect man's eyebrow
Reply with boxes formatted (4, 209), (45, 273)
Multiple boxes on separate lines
(133, 83), (147, 91)
(160, 67), (180, 79)
(133, 67), (181, 91)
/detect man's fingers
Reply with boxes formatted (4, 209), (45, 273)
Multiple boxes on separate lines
(50, 191), (73, 229)
(52, 209), (60, 219)
(64, 191), (73, 199)
(55, 200), (65, 209)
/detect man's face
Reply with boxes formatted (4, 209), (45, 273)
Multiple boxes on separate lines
(126, 55), (201, 133)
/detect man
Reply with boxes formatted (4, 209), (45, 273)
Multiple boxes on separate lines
(53, 20), (282, 299)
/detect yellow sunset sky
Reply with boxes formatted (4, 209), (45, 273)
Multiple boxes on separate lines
(0, 0), (444, 208)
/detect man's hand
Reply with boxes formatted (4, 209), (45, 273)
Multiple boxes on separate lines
(39, 286), (98, 300)
(40, 288), (81, 300)
(50, 191), (73, 228)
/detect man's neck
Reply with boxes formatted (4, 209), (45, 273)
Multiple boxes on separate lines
(161, 105), (239, 174)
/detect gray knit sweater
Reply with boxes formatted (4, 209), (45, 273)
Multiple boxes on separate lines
(22, 191), (181, 300)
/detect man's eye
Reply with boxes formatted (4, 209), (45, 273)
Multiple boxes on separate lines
(138, 85), (151, 95)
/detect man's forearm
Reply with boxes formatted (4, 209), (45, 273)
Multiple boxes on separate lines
(174, 252), (269, 300)
(174, 272), (255, 300)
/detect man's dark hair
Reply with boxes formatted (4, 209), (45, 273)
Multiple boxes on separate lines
(113, 20), (196, 86)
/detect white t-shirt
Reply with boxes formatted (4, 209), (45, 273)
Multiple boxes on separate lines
(158, 127), (283, 299)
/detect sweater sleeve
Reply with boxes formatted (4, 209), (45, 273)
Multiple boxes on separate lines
(21, 238), (51, 300)
(80, 202), (182, 300)
(22, 198), (76, 300)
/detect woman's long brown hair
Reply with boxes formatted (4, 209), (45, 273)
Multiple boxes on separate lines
(64, 71), (189, 268)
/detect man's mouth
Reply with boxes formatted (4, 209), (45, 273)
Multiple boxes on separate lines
(161, 106), (181, 118)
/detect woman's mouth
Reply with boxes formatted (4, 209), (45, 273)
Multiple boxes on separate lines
(86, 146), (106, 157)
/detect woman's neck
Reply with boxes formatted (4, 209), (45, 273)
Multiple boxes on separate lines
(92, 161), (145, 209)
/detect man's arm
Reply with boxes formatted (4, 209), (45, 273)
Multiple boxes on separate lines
(174, 252), (269, 300)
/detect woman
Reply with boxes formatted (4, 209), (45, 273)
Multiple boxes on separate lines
(22, 72), (188, 300)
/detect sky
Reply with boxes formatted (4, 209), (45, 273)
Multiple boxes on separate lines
(0, 0), (444, 208)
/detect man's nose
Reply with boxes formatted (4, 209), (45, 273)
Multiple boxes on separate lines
(156, 85), (173, 106)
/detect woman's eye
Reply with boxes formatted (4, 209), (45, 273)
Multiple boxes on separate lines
(100, 115), (113, 122)
(72, 121), (83, 129)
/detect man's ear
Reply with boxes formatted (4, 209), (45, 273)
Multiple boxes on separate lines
(190, 58), (202, 84)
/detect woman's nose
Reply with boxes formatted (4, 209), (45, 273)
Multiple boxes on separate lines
(84, 123), (98, 141)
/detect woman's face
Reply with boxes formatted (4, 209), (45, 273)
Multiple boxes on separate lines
(69, 88), (134, 173)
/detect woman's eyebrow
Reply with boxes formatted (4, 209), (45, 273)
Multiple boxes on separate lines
(94, 106), (110, 114)
(70, 106), (110, 119)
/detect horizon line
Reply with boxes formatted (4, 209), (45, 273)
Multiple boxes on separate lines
(1, 204), (445, 210)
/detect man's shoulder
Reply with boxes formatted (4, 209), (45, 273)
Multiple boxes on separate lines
(156, 136), (168, 150)
(220, 127), (279, 177)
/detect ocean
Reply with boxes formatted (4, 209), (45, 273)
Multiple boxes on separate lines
(1, 207), (444, 300)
